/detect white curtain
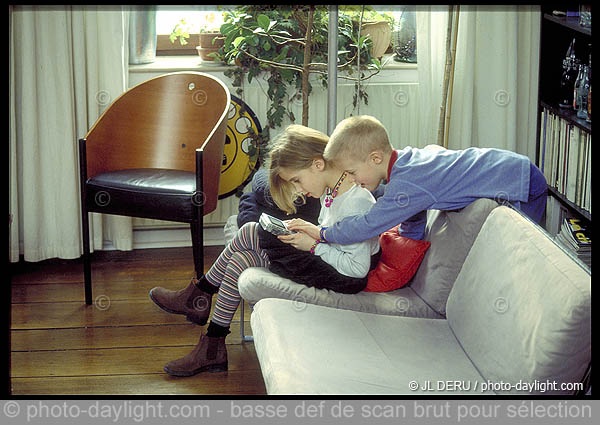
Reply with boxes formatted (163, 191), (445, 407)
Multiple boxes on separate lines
(416, 5), (540, 159)
(416, 6), (450, 147)
(9, 6), (131, 263)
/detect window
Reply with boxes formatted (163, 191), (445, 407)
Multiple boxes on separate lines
(391, 6), (417, 63)
(156, 6), (225, 56)
(156, 5), (416, 63)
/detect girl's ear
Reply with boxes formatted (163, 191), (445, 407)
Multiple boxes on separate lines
(368, 151), (384, 165)
(312, 158), (326, 171)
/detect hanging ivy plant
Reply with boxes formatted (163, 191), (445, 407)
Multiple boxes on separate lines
(216, 5), (386, 131)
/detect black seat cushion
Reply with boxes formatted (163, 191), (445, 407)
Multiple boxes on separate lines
(85, 169), (199, 222)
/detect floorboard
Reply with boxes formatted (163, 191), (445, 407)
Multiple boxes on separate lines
(9, 246), (266, 396)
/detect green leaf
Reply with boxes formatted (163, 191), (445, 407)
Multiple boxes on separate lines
(233, 36), (245, 49)
(247, 35), (259, 47)
(263, 41), (271, 51)
(273, 45), (290, 62)
(225, 32), (238, 49)
(220, 23), (235, 35)
(273, 30), (292, 37)
(257, 14), (270, 31)
(279, 68), (294, 82)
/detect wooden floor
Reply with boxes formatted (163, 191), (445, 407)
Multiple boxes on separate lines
(9, 246), (267, 396)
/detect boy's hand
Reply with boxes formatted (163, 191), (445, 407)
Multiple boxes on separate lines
(277, 231), (316, 252)
(285, 219), (321, 240)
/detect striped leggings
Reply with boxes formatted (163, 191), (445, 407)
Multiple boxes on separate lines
(205, 222), (270, 328)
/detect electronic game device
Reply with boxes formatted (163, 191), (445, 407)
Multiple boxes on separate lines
(259, 213), (295, 236)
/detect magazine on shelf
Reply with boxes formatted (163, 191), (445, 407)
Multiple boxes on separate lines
(555, 217), (591, 268)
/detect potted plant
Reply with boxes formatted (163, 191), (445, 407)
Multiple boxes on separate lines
(197, 12), (224, 62)
(340, 6), (394, 58)
(361, 21), (392, 58)
(169, 12), (224, 62)
(218, 5), (384, 129)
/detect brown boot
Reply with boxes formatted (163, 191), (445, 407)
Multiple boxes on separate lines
(149, 278), (213, 325)
(164, 333), (228, 377)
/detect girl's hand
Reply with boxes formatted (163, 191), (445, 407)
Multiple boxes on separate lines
(285, 219), (321, 240)
(277, 231), (317, 252)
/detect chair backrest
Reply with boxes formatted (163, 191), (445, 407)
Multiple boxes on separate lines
(84, 72), (230, 213)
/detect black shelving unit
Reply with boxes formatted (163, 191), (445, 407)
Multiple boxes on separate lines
(542, 13), (591, 36)
(536, 8), (592, 226)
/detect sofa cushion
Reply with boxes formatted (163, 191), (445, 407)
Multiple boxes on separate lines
(250, 298), (493, 395)
(238, 267), (442, 319)
(365, 226), (431, 292)
(446, 207), (591, 395)
(410, 198), (498, 316)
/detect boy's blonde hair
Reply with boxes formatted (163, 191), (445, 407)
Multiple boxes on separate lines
(323, 115), (393, 163)
(267, 124), (329, 214)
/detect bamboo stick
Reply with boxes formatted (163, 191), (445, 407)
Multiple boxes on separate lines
(443, 6), (460, 149)
(437, 5), (455, 146)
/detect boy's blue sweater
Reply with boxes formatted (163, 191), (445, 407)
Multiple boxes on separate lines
(325, 146), (531, 243)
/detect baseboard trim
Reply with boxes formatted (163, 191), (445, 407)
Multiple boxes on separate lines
(102, 226), (225, 250)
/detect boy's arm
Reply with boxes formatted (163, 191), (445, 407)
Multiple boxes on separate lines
(397, 210), (427, 240)
(324, 179), (435, 245)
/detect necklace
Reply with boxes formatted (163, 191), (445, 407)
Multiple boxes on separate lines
(324, 171), (347, 208)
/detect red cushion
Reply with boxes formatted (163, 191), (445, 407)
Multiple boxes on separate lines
(365, 225), (431, 292)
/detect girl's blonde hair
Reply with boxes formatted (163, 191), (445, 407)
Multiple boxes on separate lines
(267, 124), (329, 214)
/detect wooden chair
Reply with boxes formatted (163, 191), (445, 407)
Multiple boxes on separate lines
(78, 72), (230, 305)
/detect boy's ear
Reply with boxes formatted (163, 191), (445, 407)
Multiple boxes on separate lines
(368, 150), (384, 165)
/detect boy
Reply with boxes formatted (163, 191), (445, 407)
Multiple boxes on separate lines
(288, 115), (547, 244)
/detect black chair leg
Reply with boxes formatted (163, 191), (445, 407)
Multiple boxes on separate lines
(190, 220), (204, 278)
(82, 207), (93, 305)
(79, 138), (93, 305)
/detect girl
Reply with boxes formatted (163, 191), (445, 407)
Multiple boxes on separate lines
(149, 124), (380, 377)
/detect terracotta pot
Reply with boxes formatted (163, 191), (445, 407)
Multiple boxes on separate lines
(197, 32), (223, 62)
(361, 21), (392, 58)
(198, 32), (224, 49)
(196, 46), (220, 61)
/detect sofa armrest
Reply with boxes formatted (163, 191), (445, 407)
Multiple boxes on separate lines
(447, 206), (591, 395)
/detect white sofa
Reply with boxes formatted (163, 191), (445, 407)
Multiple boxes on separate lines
(247, 206), (591, 395)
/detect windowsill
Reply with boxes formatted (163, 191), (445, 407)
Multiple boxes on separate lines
(129, 55), (230, 73)
(129, 53), (417, 73)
